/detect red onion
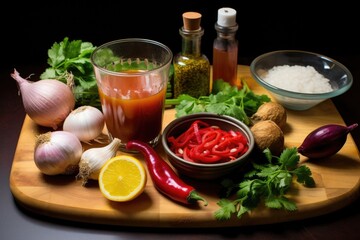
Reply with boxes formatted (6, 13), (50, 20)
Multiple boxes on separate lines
(11, 69), (75, 130)
(298, 123), (358, 159)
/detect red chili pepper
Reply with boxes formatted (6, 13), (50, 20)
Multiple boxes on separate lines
(126, 140), (208, 206)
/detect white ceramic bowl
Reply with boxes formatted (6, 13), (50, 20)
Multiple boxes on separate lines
(250, 50), (353, 110)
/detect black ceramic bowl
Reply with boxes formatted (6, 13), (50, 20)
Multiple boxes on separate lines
(161, 113), (254, 180)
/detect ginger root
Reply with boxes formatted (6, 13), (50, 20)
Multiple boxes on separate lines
(251, 120), (284, 156)
(251, 102), (287, 130)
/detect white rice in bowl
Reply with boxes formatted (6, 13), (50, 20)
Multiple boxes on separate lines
(263, 65), (333, 93)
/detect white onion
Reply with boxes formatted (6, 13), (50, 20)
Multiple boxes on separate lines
(63, 105), (105, 142)
(10, 69), (75, 130)
(34, 131), (83, 175)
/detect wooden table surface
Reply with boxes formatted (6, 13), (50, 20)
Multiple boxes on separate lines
(1, 64), (360, 239)
(8, 65), (360, 228)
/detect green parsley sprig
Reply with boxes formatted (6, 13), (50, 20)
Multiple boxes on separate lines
(41, 37), (176, 109)
(40, 37), (100, 108)
(167, 79), (270, 126)
(214, 147), (315, 220)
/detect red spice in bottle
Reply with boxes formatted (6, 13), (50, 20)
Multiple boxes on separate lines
(212, 7), (240, 88)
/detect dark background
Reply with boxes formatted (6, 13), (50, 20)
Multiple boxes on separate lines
(3, 0), (359, 146)
(2, 1), (359, 68)
(1, 1), (360, 239)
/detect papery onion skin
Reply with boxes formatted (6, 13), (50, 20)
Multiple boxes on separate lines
(298, 123), (358, 159)
(11, 69), (75, 130)
(34, 131), (83, 175)
(63, 105), (105, 142)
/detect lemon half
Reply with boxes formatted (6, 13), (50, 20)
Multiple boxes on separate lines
(99, 155), (147, 202)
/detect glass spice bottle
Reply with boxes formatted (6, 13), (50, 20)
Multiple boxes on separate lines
(212, 7), (240, 88)
(173, 12), (210, 98)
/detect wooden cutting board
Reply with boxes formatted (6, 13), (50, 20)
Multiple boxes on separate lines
(9, 66), (360, 228)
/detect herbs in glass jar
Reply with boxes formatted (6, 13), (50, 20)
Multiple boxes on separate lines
(173, 12), (210, 98)
(173, 57), (210, 98)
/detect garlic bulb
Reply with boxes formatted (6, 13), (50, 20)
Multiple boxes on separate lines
(11, 69), (75, 130)
(34, 131), (83, 175)
(63, 105), (105, 142)
(77, 138), (122, 186)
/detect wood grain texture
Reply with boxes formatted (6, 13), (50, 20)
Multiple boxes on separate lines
(9, 66), (360, 228)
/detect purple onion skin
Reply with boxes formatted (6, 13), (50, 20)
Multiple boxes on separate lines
(298, 123), (358, 159)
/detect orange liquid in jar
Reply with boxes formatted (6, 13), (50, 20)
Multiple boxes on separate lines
(98, 70), (166, 144)
(212, 44), (239, 88)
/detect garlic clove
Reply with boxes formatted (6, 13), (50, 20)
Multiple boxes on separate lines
(77, 138), (122, 186)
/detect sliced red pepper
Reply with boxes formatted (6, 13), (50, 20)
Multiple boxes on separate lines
(194, 152), (222, 163)
(192, 120), (202, 144)
(202, 130), (222, 149)
(212, 142), (245, 158)
(167, 120), (249, 164)
(185, 145), (220, 163)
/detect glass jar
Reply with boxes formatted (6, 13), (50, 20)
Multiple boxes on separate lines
(173, 12), (210, 98)
(212, 7), (239, 88)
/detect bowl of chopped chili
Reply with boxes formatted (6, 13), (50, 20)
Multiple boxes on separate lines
(162, 113), (255, 180)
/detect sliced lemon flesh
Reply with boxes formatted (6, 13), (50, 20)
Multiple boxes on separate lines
(99, 155), (147, 202)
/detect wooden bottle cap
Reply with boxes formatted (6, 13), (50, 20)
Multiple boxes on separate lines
(182, 12), (202, 31)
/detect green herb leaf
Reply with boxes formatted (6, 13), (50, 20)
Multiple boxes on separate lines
(214, 147), (315, 221)
(264, 196), (297, 210)
(279, 147), (300, 169)
(40, 37), (100, 108)
(172, 79), (270, 125)
(293, 165), (316, 187)
(214, 199), (237, 220)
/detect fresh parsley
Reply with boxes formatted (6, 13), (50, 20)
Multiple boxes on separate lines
(41, 37), (176, 109)
(169, 79), (270, 126)
(214, 147), (315, 220)
(40, 37), (100, 108)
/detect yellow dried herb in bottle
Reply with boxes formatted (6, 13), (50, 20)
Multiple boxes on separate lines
(173, 12), (210, 98)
